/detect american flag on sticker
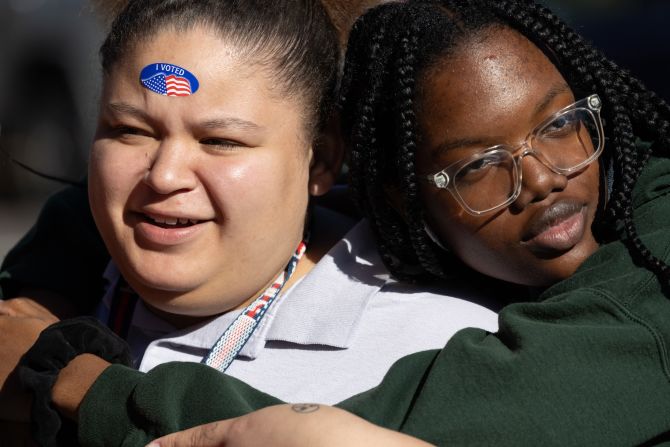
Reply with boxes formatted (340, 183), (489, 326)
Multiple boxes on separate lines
(139, 63), (200, 97)
(141, 73), (192, 96)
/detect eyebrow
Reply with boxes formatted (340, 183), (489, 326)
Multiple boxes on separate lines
(432, 83), (573, 156)
(532, 83), (571, 117)
(107, 102), (151, 121)
(107, 102), (263, 131)
(435, 137), (492, 155)
(200, 117), (263, 132)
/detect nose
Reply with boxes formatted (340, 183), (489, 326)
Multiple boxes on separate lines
(510, 154), (568, 212)
(143, 139), (198, 194)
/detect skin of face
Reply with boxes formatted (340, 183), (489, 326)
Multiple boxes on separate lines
(89, 25), (338, 320)
(414, 26), (601, 287)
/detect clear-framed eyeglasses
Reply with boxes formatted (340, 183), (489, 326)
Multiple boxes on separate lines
(423, 94), (605, 216)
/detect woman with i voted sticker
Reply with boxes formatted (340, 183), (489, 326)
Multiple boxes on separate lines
(0, 0), (498, 445)
(18, 0), (670, 446)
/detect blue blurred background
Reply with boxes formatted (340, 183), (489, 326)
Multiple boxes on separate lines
(0, 0), (669, 261)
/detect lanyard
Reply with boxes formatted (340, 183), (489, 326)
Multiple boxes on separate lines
(203, 239), (308, 373)
(106, 239), (308, 372)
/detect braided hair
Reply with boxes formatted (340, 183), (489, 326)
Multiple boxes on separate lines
(340, 0), (670, 285)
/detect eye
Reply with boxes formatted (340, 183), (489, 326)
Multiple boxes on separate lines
(115, 126), (143, 136)
(541, 112), (579, 138)
(456, 152), (510, 183)
(461, 153), (504, 173)
(108, 125), (153, 143)
(200, 138), (245, 150)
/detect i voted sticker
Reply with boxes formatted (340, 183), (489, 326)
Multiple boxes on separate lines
(140, 63), (199, 97)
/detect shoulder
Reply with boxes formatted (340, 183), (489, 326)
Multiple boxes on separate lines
(632, 156), (670, 213)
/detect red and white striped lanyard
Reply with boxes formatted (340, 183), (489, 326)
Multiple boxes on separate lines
(107, 240), (308, 371)
(202, 239), (308, 373)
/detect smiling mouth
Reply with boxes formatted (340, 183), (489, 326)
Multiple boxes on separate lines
(143, 214), (203, 229)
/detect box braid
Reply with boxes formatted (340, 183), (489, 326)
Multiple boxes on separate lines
(341, 0), (670, 286)
(341, 5), (424, 278)
(341, 1), (495, 281)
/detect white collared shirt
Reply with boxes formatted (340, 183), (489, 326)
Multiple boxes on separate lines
(97, 220), (498, 404)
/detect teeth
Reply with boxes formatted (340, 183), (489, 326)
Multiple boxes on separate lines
(148, 215), (200, 226)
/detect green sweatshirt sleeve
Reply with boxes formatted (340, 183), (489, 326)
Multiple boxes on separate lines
(0, 183), (109, 312)
(78, 362), (283, 446)
(77, 158), (670, 446)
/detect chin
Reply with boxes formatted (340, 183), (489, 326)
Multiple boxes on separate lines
(122, 247), (205, 285)
(136, 271), (202, 294)
(141, 290), (228, 321)
(520, 239), (599, 287)
(121, 258), (204, 295)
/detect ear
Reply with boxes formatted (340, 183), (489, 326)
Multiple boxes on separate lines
(308, 113), (345, 197)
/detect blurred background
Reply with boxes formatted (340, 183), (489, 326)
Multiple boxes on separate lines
(0, 0), (103, 262)
(0, 0), (669, 262)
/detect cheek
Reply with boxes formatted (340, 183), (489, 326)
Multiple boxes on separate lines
(586, 163), (601, 201)
(439, 214), (509, 264)
(421, 186), (519, 274)
(422, 186), (477, 246)
(88, 143), (148, 224)
(200, 151), (310, 223)
(441, 214), (529, 284)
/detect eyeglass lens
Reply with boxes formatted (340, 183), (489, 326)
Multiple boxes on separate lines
(453, 108), (601, 213)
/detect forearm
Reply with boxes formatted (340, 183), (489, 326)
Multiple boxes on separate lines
(148, 404), (435, 447)
(266, 405), (433, 447)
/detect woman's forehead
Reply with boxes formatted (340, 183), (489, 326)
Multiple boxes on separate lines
(419, 27), (566, 116)
(100, 29), (309, 138)
(415, 25), (573, 162)
(109, 28), (293, 100)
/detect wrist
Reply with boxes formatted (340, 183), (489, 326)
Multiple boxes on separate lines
(51, 354), (111, 421)
(17, 316), (133, 446)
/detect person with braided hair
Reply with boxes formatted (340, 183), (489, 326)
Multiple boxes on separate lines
(339, 0), (670, 291)
(4, 0), (670, 445)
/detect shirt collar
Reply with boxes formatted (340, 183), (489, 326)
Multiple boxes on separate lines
(261, 220), (390, 350)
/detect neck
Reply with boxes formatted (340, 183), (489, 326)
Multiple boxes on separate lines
(143, 303), (215, 329)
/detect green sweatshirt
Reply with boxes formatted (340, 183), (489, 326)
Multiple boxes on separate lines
(75, 156), (670, 446)
(0, 182), (109, 312)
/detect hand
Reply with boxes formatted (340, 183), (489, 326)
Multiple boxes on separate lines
(146, 404), (434, 447)
(0, 316), (50, 421)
